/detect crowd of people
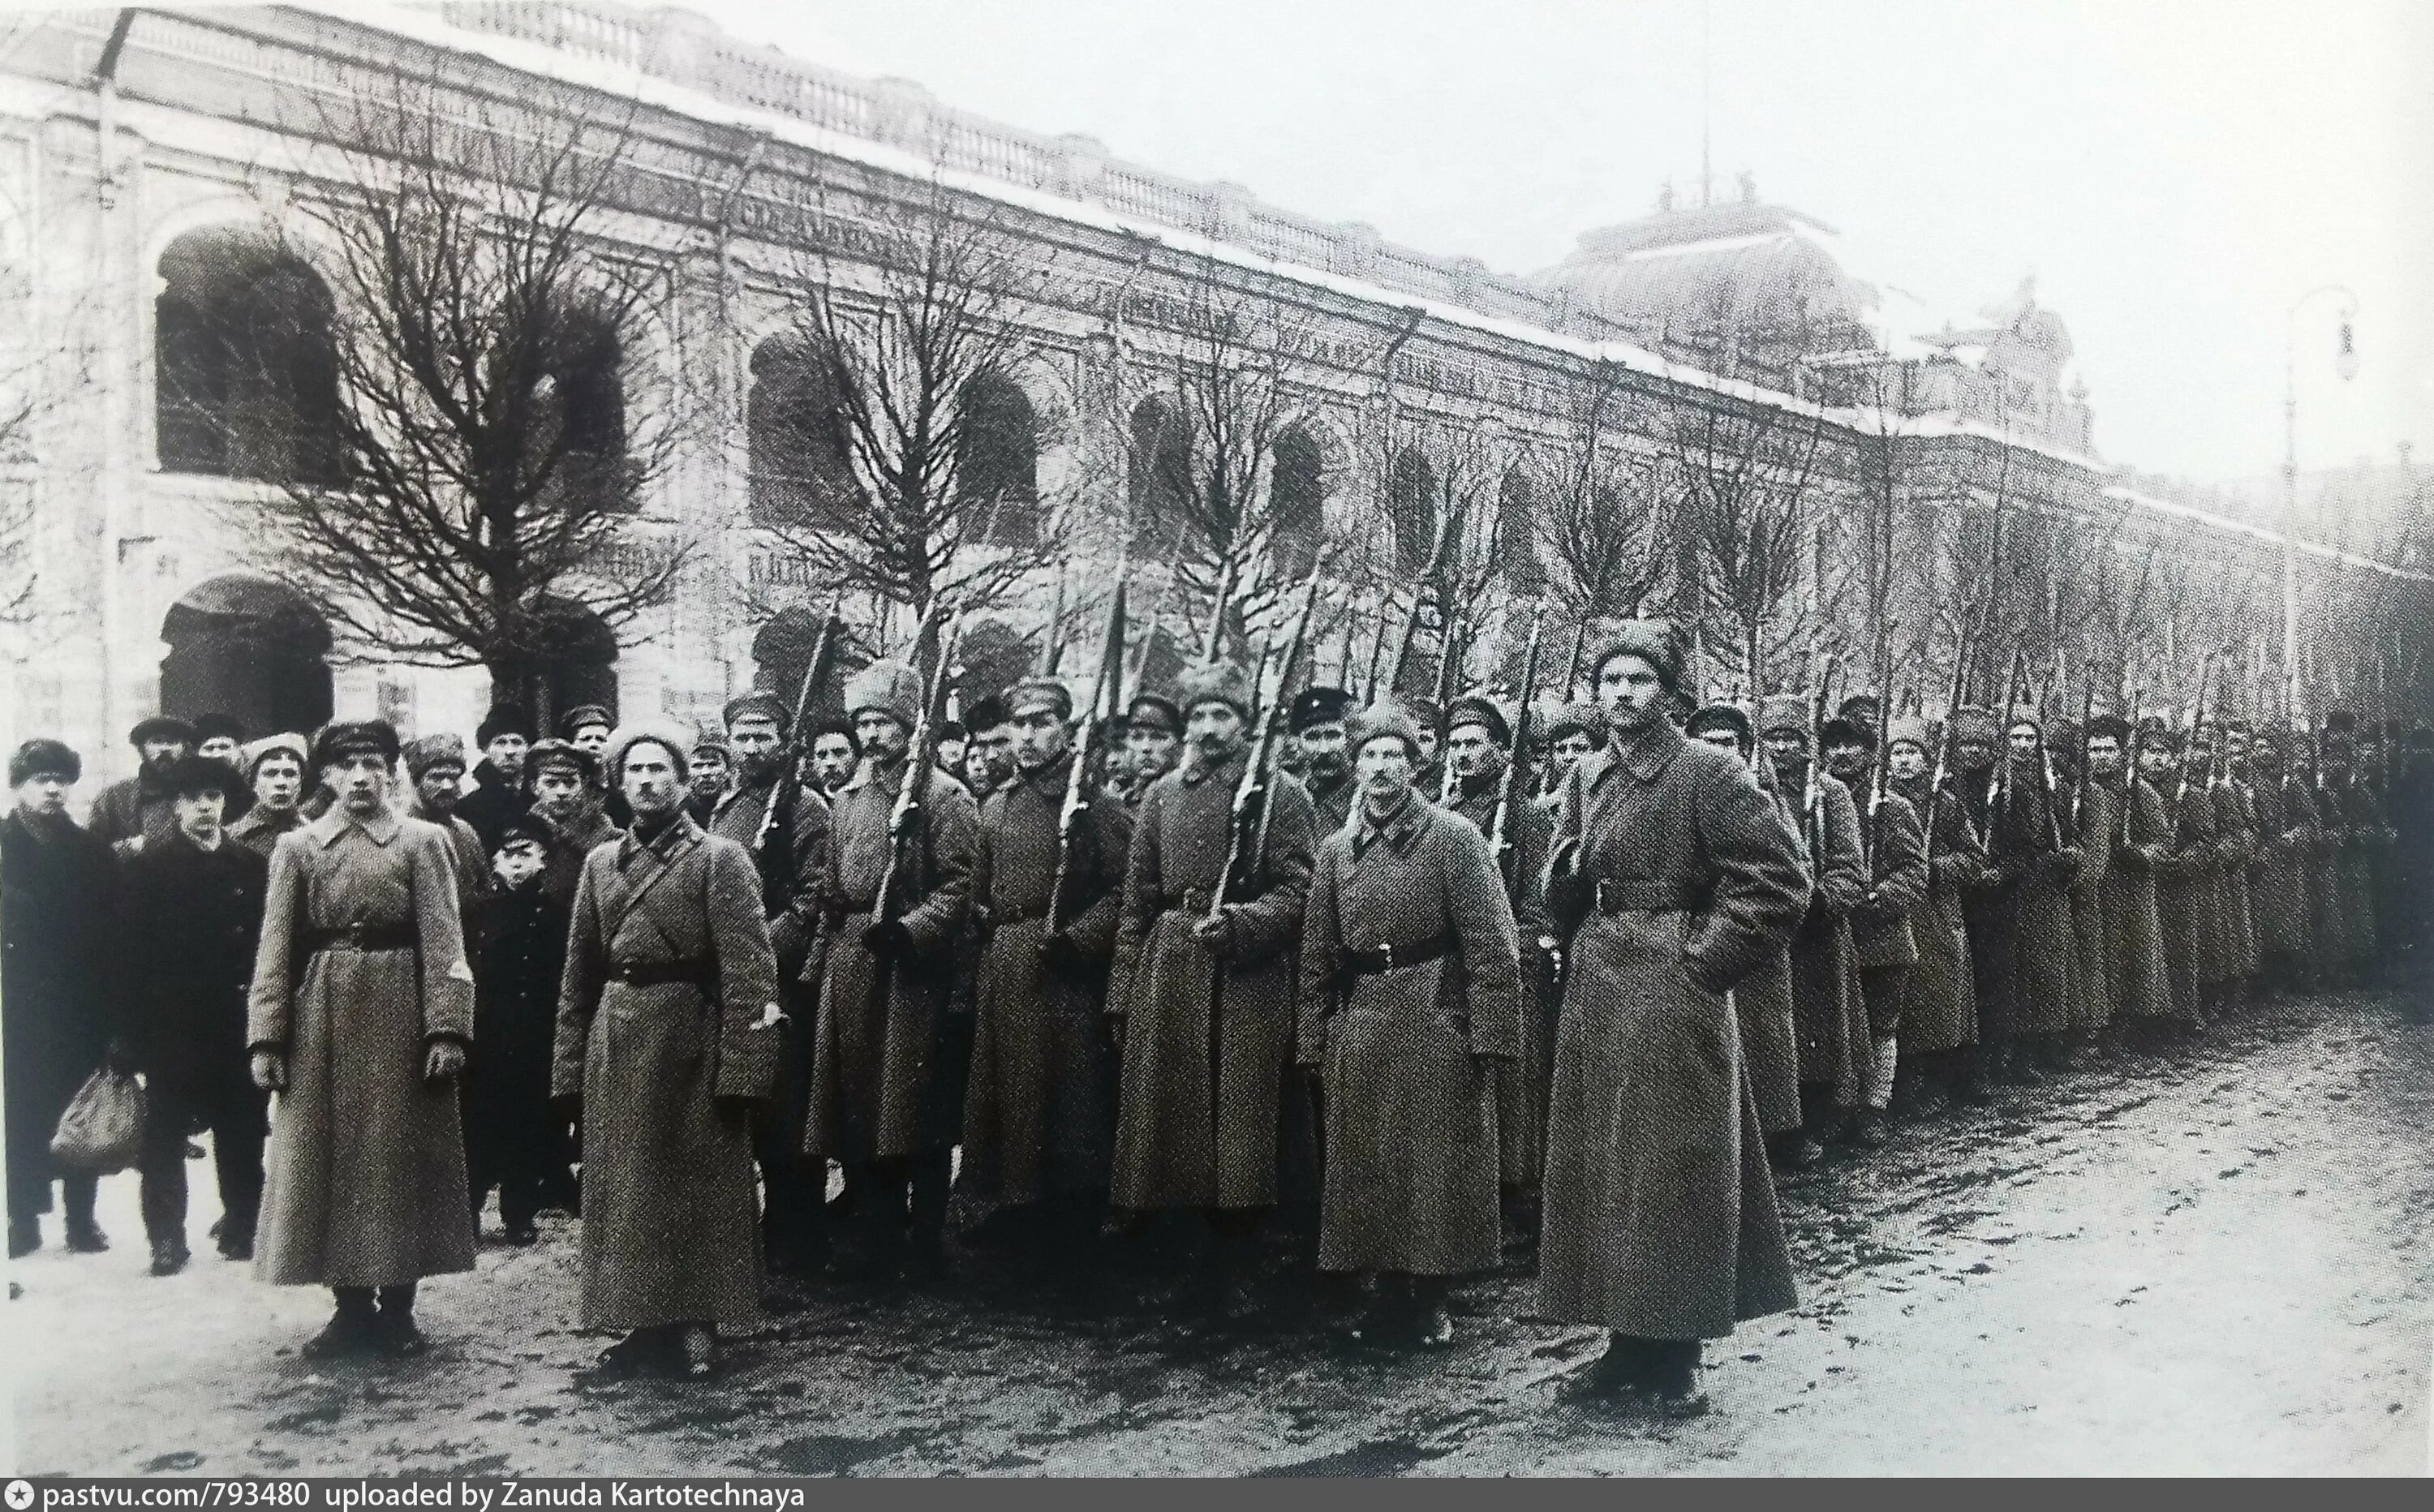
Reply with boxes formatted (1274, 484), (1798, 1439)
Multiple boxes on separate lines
(5, 618), (2429, 1415)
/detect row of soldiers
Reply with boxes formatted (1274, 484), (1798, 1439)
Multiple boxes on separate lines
(5, 619), (2426, 1414)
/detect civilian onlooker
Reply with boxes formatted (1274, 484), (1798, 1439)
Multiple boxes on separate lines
(88, 716), (195, 849)
(192, 715), (252, 823)
(121, 756), (269, 1275)
(228, 735), (311, 860)
(464, 814), (568, 1246)
(458, 706), (535, 854)
(3, 739), (118, 1259)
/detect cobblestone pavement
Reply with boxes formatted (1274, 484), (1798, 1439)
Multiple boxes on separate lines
(7, 987), (2431, 1475)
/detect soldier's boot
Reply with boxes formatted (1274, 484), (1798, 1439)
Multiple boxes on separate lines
(1559, 1334), (1655, 1402)
(1411, 1275), (1455, 1351)
(302, 1288), (380, 1358)
(675, 1323), (717, 1381)
(1640, 1338), (1712, 1418)
(60, 1175), (106, 1253)
(6, 1213), (37, 1258)
(372, 1283), (426, 1357)
(903, 1150), (952, 1284)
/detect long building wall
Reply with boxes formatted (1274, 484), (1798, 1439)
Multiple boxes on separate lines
(1, 4), (2420, 790)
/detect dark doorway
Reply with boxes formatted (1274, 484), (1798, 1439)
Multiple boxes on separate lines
(530, 597), (618, 736)
(159, 572), (333, 737)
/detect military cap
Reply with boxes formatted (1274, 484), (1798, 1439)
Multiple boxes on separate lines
(1543, 702), (1609, 749)
(496, 811), (556, 852)
(1124, 693), (1184, 737)
(845, 660), (923, 728)
(1838, 693), (1884, 728)
(1819, 715), (1877, 752)
(1756, 694), (1808, 738)
(1686, 702), (1755, 754)
(1445, 692), (1512, 747)
(524, 737), (596, 783)
(1349, 700), (1425, 764)
(691, 726), (731, 758)
(166, 754), (244, 801)
(558, 703), (616, 740)
(722, 691), (791, 732)
(1884, 715), (1935, 756)
(2135, 716), (2182, 755)
(129, 715), (197, 748)
(402, 732), (470, 779)
(1177, 659), (1256, 722)
(9, 738), (80, 786)
(477, 705), (535, 746)
(2084, 712), (2134, 745)
(1288, 685), (1355, 735)
(1003, 676), (1075, 723)
(964, 693), (1013, 733)
(1949, 706), (2001, 745)
(312, 719), (401, 771)
(1587, 619), (1689, 696)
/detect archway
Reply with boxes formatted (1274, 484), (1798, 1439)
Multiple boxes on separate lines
(957, 369), (1039, 547)
(155, 227), (340, 484)
(159, 572), (333, 737)
(529, 596), (618, 735)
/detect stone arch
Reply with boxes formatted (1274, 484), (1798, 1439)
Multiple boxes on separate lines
(957, 366), (1040, 547)
(1268, 424), (1327, 578)
(746, 330), (860, 530)
(153, 225), (340, 483)
(158, 571), (333, 737)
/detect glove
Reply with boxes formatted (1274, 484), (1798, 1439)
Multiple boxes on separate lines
(424, 1039), (467, 1083)
(1543, 838), (1589, 931)
(250, 1048), (288, 1093)
(1189, 906), (1237, 957)
(861, 917), (914, 957)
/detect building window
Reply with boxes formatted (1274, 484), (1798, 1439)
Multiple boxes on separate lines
(155, 229), (340, 484)
(1129, 396), (1192, 553)
(532, 302), (633, 513)
(957, 369), (1039, 547)
(1270, 426), (1324, 578)
(1388, 447), (1438, 573)
(747, 334), (860, 530)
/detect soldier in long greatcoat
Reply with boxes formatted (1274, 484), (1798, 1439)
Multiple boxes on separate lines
(2138, 720), (2216, 1030)
(704, 690), (833, 1278)
(959, 676), (1131, 1255)
(1290, 686), (1358, 835)
(2244, 732), (2317, 990)
(4, 739), (119, 1260)
(2083, 715), (2170, 1034)
(2048, 721), (2116, 1056)
(2291, 735), (2350, 984)
(1684, 706), (1804, 1152)
(1885, 718), (1987, 1108)
(2216, 726), (2263, 1002)
(1540, 623), (1807, 1413)
(2321, 724), (2384, 979)
(554, 725), (781, 1380)
(247, 721), (475, 1359)
(1106, 659), (1318, 1311)
(1440, 690), (1555, 1235)
(2190, 728), (2253, 1011)
(1821, 716), (1927, 1145)
(1993, 713), (2081, 1073)
(1299, 702), (1521, 1349)
(806, 660), (978, 1282)
(1755, 695), (1869, 1150)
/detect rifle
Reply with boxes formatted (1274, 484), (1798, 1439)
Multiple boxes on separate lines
(2070, 676), (2096, 835)
(2169, 652), (2216, 850)
(756, 606), (842, 912)
(872, 602), (964, 930)
(1211, 567), (1323, 926)
(1991, 645), (2027, 837)
(1489, 616), (1546, 896)
(1864, 617), (1899, 873)
(1383, 510), (1457, 700)
(1561, 618), (1590, 702)
(1048, 580), (1127, 934)
(1200, 553), (1241, 664)
(1434, 613), (1468, 805)
(2121, 686), (2143, 851)
(1804, 652), (1840, 856)
(1921, 612), (1978, 905)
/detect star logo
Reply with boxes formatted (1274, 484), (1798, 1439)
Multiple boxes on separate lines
(5, 1479), (35, 1510)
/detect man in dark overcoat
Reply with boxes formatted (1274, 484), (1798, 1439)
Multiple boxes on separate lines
(1684, 705), (1804, 1153)
(2047, 719), (2115, 1063)
(805, 660), (978, 1282)
(960, 675), (1132, 1260)
(1997, 712), (2082, 1072)
(2139, 719), (2217, 1031)
(706, 690), (833, 1278)
(1756, 695), (1869, 1150)
(457, 706), (535, 855)
(685, 729), (731, 827)
(3, 739), (118, 1259)
(1821, 715), (1927, 1145)
(87, 715), (193, 849)
(1298, 701), (1521, 1348)
(247, 721), (475, 1358)
(404, 734), (492, 918)
(2322, 728), (2384, 981)
(1118, 693), (1184, 807)
(1884, 717), (1987, 1109)
(464, 814), (565, 1246)
(120, 756), (269, 1275)
(2244, 732), (2317, 991)
(555, 725), (781, 1380)
(1105, 659), (1318, 1312)
(1290, 685), (1357, 835)
(2086, 715), (2171, 1033)
(1539, 622), (1808, 1412)
(1441, 689), (1555, 1232)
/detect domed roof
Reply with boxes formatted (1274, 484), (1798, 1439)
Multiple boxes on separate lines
(1535, 201), (1879, 350)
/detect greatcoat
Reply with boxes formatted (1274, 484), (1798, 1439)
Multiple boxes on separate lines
(2208, 779), (2259, 983)
(118, 830), (269, 1123)
(1850, 784), (1929, 1038)
(88, 770), (178, 850)
(2334, 779), (2383, 967)
(464, 869), (567, 1209)
(805, 758), (978, 1165)
(1305, 767), (1357, 837)
(1446, 763), (1556, 1188)
(1886, 774), (1985, 1055)
(553, 814), (781, 1332)
(2152, 775), (2219, 1019)
(2247, 774), (2316, 968)
(1953, 767), (2022, 1043)
(227, 805), (304, 861)
(2098, 773), (2174, 1021)
(2, 810), (118, 1218)
(247, 809), (476, 1287)
(1537, 716), (1807, 1339)
(2308, 780), (2350, 974)
(1990, 757), (2078, 1037)
(704, 770), (831, 985)
(1731, 782), (1804, 1135)
(960, 753), (1131, 1205)
(1106, 747), (1318, 1212)
(1776, 767), (1869, 1106)
(455, 760), (532, 856)
(2062, 776), (2118, 1030)
(1299, 788), (1521, 1276)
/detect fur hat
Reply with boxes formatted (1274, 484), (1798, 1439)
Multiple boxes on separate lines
(166, 754), (243, 801)
(240, 733), (310, 781)
(191, 712), (246, 746)
(1288, 685), (1355, 734)
(721, 691), (790, 732)
(2135, 716), (2182, 755)
(524, 738), (596, 784)
(964, 692), (1013, 733)
(1819, 715), (1876, 752)
(605, 721), (695, 784)
(1003, 676), (1075, 723)
(1587, 619), (1689, 696)
(1884, 715), (1935, 756)
(402, 733), (469, 780)
(9, 738), (80, 786)
(1686, 702), (1755, 755)
(129, 715), (196, 749)
(312, 719), (401, 771)
(1755, 694), (1808, 738)
(476, 705), (535, 747)
(845, 659), (923, 728)
(690, 726), (730, 758)
(1445, 692), (1512, 747)
(1124, 692), (1184, 737)
(1837, 693), (1884, 729)
(558, 703), (616, 740)
(1176, 659), (1256, 722)
(1948, 705), (2001, 745)
(1543, 702), (1609, 749)
(2084, 712), (2134, 745)
(1349, 700), (1424, 763)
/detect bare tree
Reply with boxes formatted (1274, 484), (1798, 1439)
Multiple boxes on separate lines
(247, 72), (691, 715)
(1674, 394), (1830, 698)
(749, 174), (1073, 669)
(1535, 358), (1674, 656)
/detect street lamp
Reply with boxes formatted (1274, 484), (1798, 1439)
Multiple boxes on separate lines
(2281, 284), (2359, 724)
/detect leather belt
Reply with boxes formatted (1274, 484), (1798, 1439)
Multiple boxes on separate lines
(606, 959), (715, 987)
(1339, 932), (1456, 980)
(303, 921), (417, 952)
(1593, 879), (1704, 914)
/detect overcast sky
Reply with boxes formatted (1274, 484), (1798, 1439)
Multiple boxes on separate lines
(681, 0), (2429, 487)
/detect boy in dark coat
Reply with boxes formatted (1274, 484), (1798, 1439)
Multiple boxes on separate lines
(465, 814), (568, 1245)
